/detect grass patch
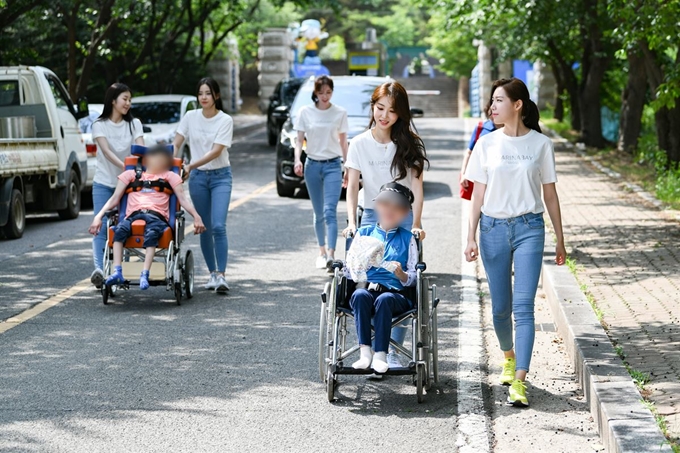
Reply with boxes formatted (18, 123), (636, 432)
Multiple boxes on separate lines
(641, 400), (680, 452)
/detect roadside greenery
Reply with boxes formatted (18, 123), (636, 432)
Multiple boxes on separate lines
(421, 0), (680, 173)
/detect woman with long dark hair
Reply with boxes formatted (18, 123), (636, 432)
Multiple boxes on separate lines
(90, 83), (144, 288)
(464, 78), (566, 407)
(173, 77), (233, 294)
(293, 75), (349, 269)
(344, 80), (429, 369)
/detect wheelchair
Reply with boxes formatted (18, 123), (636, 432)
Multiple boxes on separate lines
(318, 233), (440, 403)
(101, 145), (195, 306)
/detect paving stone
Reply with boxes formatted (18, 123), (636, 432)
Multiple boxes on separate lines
(552, 149), (680, 444)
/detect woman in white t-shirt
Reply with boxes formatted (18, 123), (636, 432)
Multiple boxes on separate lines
(173, 77), (233, 294)
(344, 81), (429, 370)
(345, 81), (428, 236)
(90, 83), (144, 288)
(293, 75), (349, 269)
(464, 78), (566, 407)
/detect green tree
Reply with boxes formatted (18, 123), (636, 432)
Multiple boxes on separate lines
(423, 12), (476, 78)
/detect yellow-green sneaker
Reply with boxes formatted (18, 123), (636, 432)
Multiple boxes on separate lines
(500, 358), (516, 385)
(507, 379), (529, 407)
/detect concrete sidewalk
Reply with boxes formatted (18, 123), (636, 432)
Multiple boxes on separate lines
(548, 141), (680, 449)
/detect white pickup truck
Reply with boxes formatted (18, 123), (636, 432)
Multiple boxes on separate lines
(0, 66), (89, 239)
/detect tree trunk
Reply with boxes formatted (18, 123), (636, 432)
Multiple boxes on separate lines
(578, 0), (608, 148)
(618, 48), (647, 154)
(643, 43), (680, 165)
(549, 62), (564, 121)
(547, 40), (580, 129)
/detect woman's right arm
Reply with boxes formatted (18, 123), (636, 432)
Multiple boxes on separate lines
(464, 182), (486, 262)
(293, 130), (305, 177)
(460, 149), (473, 188)
(345, 168), (361, 234)
(94, 137), (125, 170)
(172, 133), (186, 157)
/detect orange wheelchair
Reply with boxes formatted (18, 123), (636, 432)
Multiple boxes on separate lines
(101, 145), (194, 305)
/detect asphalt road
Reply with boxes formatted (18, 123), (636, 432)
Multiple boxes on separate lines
(0, 118), (464, 452)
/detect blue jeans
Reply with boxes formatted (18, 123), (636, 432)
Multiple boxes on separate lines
(479, 212), (545, 372)
(360, 208), (414, 347)
(113, 212), (168, 248)
(92, 182), (115, 270)
(304, 158), (342, 250)
(189, 167), (232, 273)
(350, 289), (413, 353)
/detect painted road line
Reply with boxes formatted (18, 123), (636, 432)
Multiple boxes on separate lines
(0, 278), (91, 334)
(0, 180), (276, 336)
(455, 198), (491, 452)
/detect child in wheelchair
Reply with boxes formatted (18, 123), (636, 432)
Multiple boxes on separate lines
(347, 182), (418, 373)
(88, 145), (205, 289)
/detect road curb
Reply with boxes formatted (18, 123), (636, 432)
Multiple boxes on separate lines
(541, 234), (672, 453)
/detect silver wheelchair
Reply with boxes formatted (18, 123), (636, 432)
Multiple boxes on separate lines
(318, 233), (440, 403)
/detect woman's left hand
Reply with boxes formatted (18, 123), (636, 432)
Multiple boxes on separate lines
(411, 228), (426, 240)
(555, 242), (567, 266)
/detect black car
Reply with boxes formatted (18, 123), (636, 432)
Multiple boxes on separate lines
(275, 76), (390, 198)
(267, 78), (304, 146)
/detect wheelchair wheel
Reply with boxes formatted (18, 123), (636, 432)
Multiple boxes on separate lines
(416, 363), (425, 403)
(184, 250), (194, 299)
(319, 282), (331, 382)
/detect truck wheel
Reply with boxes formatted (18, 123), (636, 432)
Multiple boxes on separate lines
(2, 189), (25, 239)
(57, 170), (81, 220)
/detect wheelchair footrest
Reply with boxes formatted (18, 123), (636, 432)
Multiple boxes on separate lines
(333, 365), (416, 376)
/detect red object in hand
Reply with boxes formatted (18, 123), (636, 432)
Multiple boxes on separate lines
(459, 175), (474, 200)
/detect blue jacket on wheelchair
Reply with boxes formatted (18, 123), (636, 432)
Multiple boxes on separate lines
(354, 224), (418, 290)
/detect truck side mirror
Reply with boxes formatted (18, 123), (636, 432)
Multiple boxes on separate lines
(75, 97), (90, 120)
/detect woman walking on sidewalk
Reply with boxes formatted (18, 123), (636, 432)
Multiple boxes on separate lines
(293, 75), (349, 269)
(90, 83), (145, 288)
(464, 78), (566, 407)
(173, 77), (233, 294)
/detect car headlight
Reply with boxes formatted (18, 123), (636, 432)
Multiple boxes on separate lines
(280, 129), (296, 147)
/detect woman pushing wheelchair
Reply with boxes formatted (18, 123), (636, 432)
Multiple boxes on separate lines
(345, 182), (418, 373)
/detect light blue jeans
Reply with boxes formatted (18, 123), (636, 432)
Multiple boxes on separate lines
(304, 158), (342, 251)
(360, 208), (414, 347)
(92, 182), (115, 270)
(479, 212), (545, 372)
(189, 167), (232, 273)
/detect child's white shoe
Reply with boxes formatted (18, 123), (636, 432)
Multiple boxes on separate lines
(372, 352), (389, 374)
(353, 346), (373, 369)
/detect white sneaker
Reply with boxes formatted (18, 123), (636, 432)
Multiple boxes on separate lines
(387, 351), (404, 369)
(90, 268), (105, 289)
(204, 274), (218, 290)
(215, 275), (230, 294)
(315, 255), (328, 269)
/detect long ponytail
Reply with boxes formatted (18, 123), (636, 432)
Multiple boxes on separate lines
(489, 78), (542, 133)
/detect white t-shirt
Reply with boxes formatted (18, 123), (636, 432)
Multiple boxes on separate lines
(92, 118), (144, 188)
(177, 110), (233, 170)
(294, 104), (348, 160)
(345, 129), (412, 210)
(465, 129), (557, 219)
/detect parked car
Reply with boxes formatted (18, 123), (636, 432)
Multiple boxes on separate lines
(0, 65), (89, 238)
(130, 94), (198, 160)
(78, 103), (104, 190)
(277, 76), (419, 198)
(267, 77), (304, 146)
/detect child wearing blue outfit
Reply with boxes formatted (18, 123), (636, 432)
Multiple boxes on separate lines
(349, 182), (418, 373)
